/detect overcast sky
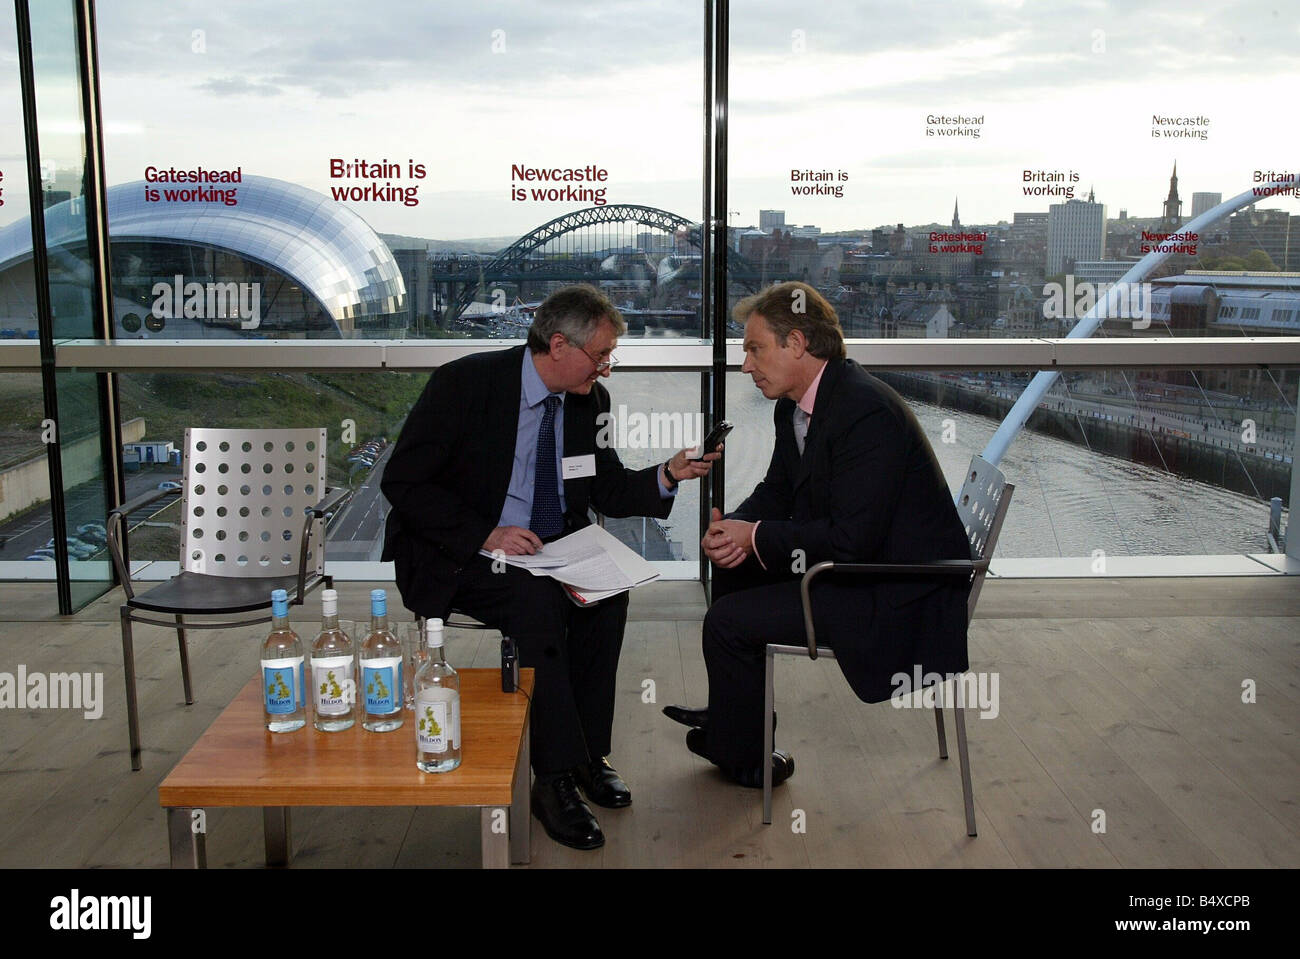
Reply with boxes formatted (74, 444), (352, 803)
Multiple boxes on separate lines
(2, 0), (1298, 240)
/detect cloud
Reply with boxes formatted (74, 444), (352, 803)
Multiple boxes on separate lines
(94, 0), (705, 98)
(89, 0), (1300, 109)
(195, 76), (284, 97)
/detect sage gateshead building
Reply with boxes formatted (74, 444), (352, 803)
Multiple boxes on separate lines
(0, 175), (406, 338)
(0, 0), (1297, 901)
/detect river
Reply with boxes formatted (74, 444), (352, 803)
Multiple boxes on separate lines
(605, 371), (1283, 561)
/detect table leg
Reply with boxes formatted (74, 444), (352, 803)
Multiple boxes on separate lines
(263, 807), (292, 867)
(481, 807), (509, 868)
(510, 722), (531, 865)
(167, 807), (207, 868)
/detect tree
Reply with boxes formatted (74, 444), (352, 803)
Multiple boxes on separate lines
(1243, 249), (1279, 272)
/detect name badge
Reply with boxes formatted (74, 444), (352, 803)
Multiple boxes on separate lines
(562, 454), (597, 479)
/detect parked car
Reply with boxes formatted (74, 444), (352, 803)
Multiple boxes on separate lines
(158, 480), (182, 492)
(25, 554), (54, 562)
(55, 537), (97, 558)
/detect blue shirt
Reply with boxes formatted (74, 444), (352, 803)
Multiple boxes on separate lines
(497, 350), (677, 530)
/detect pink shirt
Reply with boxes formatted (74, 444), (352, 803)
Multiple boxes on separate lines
(752, 361), (827, 569)
(796, 360), (828, 419)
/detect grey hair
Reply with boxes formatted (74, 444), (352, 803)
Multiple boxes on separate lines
(527, 284), (627, 353)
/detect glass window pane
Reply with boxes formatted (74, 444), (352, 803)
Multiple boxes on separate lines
(95, 2), (705, 340)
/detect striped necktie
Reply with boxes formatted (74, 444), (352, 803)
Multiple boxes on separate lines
(530, 394), (564, 538)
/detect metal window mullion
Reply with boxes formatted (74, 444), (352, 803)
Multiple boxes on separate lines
(75, 0), (111, 342)
(709, 0), (729, 521)
(15, 0), (72, 613)
(699, 0), (715, 589)
(76, 0), (127, 581)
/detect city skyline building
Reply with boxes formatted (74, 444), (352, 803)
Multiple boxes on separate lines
(1228, 208), (1297, 271)
(1046, 191), (1107, 276)
(1192, 192), (1223, 220)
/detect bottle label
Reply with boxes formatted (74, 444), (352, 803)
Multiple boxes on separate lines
(416, 693), (460, 752)
(311, 655), (355, 716)
(363, 657), (402, 715)
(262, 656), (303, 715)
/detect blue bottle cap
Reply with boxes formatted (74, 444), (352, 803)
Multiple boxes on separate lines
(370, 589), (387, 616)
(270, 589), (289, 618)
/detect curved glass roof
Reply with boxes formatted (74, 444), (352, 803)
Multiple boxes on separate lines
(0, 175), (404, 329)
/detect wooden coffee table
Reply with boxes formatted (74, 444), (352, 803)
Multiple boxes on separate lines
(158, 668), (532, 868)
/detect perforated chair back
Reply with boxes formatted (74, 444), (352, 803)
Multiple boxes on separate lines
(179, 427), (328, 579)
(954, 454), (1014, 622)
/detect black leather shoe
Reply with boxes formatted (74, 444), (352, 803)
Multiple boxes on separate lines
(685, 726), (711, 759)
(531, 773), (604, 850)
(574, 756), (632, 808)
(685, 728), (794, 789)
(663, 704), (709, 728)
(729, 750), (795, 790)
(665, 705), (776, 731)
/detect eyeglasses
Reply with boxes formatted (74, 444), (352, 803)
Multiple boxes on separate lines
(569, 339), (619, 372)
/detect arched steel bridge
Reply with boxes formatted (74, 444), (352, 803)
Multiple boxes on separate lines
(441, 204), (760, 323)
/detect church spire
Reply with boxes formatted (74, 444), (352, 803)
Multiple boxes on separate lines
(952, 197), (960, 230)
(1162, 161), (1182, 228)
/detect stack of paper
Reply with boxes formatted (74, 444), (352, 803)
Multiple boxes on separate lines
(479, 524), (660, 603)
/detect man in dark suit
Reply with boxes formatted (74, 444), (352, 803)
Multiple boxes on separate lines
(664, 281), (971, 787)
(381, 285), (715, 850)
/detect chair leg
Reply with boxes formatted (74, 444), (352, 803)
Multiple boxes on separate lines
(934, 702), (948, 760)
(762, 645), (775, 826)
(953, 701), (978, 837)
(121, 606), (142, 772)
(175, 614), (194, 705)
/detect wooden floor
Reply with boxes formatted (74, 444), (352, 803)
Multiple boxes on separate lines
(0, 576), (1296, 869)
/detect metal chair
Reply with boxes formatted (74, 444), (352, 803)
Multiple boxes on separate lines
(762, 454), (1014, 835)
(107, 427), (349, 770)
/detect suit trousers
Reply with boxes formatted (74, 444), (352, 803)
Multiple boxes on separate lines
(451, 554), (629, 776)
(703, 560), (818, 768)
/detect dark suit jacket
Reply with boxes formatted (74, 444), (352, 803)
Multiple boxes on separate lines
(730, 357), (972, 703)
(380, 344), (672, 619)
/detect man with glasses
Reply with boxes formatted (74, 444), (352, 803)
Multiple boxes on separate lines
(382, 284), (716, 850)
